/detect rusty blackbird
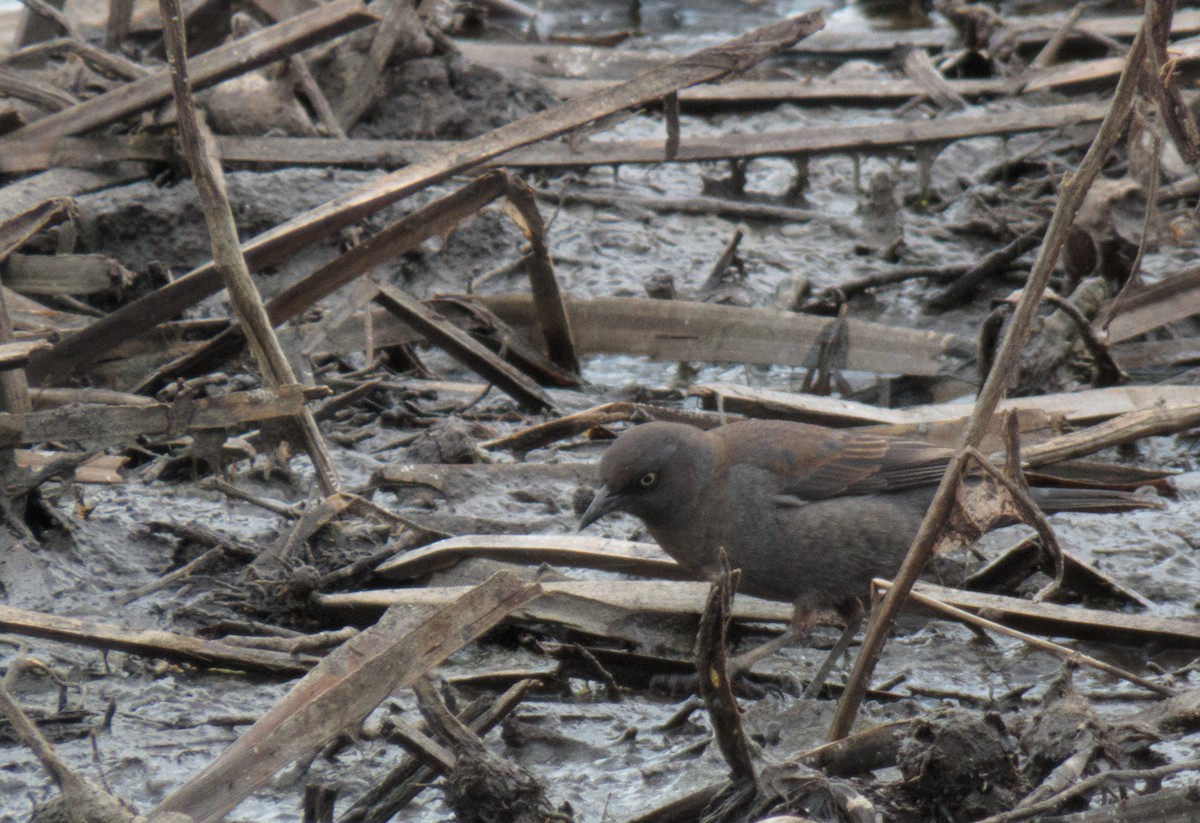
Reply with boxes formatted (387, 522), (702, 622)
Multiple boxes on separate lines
(579, 419), (1155, 692)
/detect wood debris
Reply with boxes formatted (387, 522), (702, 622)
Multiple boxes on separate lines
(2, 0), (1200, 820)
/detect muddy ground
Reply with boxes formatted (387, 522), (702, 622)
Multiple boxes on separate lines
(2, 0), (1200, 821)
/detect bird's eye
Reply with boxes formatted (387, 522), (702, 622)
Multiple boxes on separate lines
(639, 472), (657, 487)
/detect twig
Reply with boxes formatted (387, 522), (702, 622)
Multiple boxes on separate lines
(883, 584), (1173, 697)
(158, 0), (340, 495)
(197, 476), (304, 518)
(105, 0), (133, 50)
(339, 679), (537, 822)
(696, 552), (756, 787)
(500, 175), (579, 374)
(1040, 290), (1127, 386)
(28, 11), (826, 384)
(703, 228), (746, 292)
(1028, 4), (1085, 70)
(17, 0), (80, 41)
(663, 90), (681, 158)
(972, 758), (1200, 823)
(536, 185), (837, 224)
(926, 222), (1047, 311)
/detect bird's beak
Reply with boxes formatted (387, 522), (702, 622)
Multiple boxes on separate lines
(578, 485), (619, 531)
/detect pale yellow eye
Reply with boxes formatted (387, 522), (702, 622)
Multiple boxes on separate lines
(639, 472), (657, 487)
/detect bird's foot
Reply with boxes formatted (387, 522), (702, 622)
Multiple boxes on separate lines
(648, 671), (701, 698)
(648, 668), (778, 699)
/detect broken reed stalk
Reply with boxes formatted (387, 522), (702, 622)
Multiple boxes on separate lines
(27, 10), (824, 384)
(136, 171), (575, 410)
(972, 758), (1200, 823)
(372, 282), (555, 413)
(0, 279), (31, 416)
(4, 1), (374, 145)
(696, 555), (756, 788)
(827, 19), (1151, 742)
(157, 0), (340, 495)
(0, 602), (315, 674)
(499, 176), (579, 375)
(136, 170), (510, 393)
(336, 0), (423, 131)
(880, 582), (1174, 697)
(992, 412), (1066, 599)
(340, 679), (537, 822)
(150, 572), (542, 822)
(1017, 402), (1200, 467)
(104, 0), (134, 50)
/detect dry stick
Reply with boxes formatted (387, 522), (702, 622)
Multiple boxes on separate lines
(135, 171), (509, 394)
(336, 0), (422, 130)
(140, 231), (567, 414)
(410, 677), (564, 822)
(288, 49), (347, 139)
(964, 417), (1067, 600)
(703, 227), (745, 292)
(1040, 290), (1126, 386)
(198, 475), (303, 517)
(0, 602), (314, 674)
(500, 175), (579, 375)
(119, 542), (241, 604)
(1028, 3), (1085, 70)
(372, 281), (554, 412)
(105, 0), (133, 51)
(0, 287), (32, 416)
(151, 572), (541, 823)
(1017, 402), (1200, 468)
(900, 46), (967, 110)
(0, 97), (1112, 174)
(26, 36), (147, 83)
(663, 90), (681, 159)
(888, 584), (1174, 696)
(827, 20), (1149, 743)
(339, 679), (537, 823)
(926, 222), (1047, 311)
(27, 11), (824, 385)
(696, 557), (756, 788)
(972, 758), (1200, 823)
(159, 0), (340, 496)
(232, 10), (347, 139)
(536, 185), (836, 224)
(0, 64), (79, 110)
(2, 0), (374, 145)
(1146, 0), (1200, 169)
(1103, 46), (1172, 330)
(0, 199), (73, 418)
(16, 0), (80, 41)
(817, 262), (971, 303)
(796, 718), (912, 776)
(0, 36), (148, 80)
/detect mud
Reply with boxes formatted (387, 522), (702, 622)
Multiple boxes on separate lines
(3, 0), (1200, 821)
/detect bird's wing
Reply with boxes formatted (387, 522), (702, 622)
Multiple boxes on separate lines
(714, 420), (953, 501)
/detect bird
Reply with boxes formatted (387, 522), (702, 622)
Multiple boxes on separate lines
(578, 419), (1157, 694)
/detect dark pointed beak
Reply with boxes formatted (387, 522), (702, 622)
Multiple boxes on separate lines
(578, 485), (619, 531)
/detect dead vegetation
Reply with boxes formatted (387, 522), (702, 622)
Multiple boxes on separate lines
(1, 0), (1200, 821)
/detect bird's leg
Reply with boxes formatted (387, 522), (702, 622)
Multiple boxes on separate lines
(801, 599), (864, 699)
(726, 625), (802, 676)
(715, 600), (866, 696)
(726, 605), (819, 677)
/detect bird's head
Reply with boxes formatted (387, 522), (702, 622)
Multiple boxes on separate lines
(578, 422), (711, 531)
